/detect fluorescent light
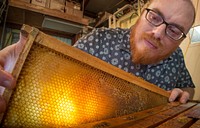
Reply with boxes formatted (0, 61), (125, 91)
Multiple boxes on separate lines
(42, 17), (83, 34)
(189, 25), (200, 43)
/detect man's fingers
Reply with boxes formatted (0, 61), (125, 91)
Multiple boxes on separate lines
(169, 88), (190, 103)
(0, 69), (16, 89)
(169, 88), (183, 102)
(179, 91), (190, 104)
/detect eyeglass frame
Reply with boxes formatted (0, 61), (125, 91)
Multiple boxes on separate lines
(145, 8), (187, 41)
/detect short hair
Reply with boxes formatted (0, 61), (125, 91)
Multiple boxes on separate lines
(141, 0), (196, 26)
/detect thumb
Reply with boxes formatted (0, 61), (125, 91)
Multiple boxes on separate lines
(15, 32), (27, 53)
(0, 69), (16, 89)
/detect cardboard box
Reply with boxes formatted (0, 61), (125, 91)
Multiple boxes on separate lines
(73, 3), (81, 10)
(65, 1), (74, 8)
(50, 0), (65, 12)
(65, 1), (83, 17)
(65, 1), (74, 15)
(65, 6), (83, 18)
(65, 6), (74, 15)
(73, 9), (83, 18)
(31, 0), (47, 7)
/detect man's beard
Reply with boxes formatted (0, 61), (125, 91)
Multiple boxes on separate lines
(130, 22), (176, 65)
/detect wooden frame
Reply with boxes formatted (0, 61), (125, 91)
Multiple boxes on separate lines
(0, 24), (170, 127)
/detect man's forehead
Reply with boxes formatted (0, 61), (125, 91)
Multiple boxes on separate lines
(147, 0), (194, 32)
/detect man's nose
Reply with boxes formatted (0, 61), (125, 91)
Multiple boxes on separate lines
(152, 24), (166, 40)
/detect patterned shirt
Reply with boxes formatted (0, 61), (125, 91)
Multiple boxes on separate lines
(74, 27), (195, 91)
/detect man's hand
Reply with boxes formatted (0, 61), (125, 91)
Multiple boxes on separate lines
(0, 33), (27, 113)
(168, 88), (194, 103)
(0, 68), (16, 113)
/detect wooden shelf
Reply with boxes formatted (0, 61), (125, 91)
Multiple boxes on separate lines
(8, 0), (89, 26)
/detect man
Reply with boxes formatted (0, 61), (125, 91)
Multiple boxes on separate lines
(0, 0), (196, 114)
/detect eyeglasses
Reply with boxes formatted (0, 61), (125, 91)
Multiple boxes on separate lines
(145, 8), (186, 41)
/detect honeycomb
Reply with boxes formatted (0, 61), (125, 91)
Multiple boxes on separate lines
(1, 42), (168, 127)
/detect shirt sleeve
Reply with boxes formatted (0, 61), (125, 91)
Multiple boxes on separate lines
(73, 28), (102, 56)
(175, 48), (195, 88)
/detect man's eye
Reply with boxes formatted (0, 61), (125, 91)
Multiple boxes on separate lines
(152, 16), (160, 22)
(150, 13), (161, 23)
(168, 26), (182, 35)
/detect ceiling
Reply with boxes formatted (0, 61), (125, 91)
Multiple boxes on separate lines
(77, 0), (148, 27)
(81, 0), (149, 18)
(82, 0), (135, 18)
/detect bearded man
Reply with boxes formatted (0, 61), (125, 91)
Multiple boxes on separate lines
(74, 0), (195, 103)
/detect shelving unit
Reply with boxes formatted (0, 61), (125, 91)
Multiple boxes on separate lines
(0, 0), (90, 48)
(8, 0), (89, 26)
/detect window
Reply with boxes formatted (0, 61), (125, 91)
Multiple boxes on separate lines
(189, 25), (200, 44)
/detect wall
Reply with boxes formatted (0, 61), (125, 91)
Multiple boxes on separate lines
(180, 0), (200, 100)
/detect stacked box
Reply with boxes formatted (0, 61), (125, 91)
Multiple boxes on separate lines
(73, 9), (83, 18)
(49, 0), (65, 12)
(65, 1), (74, 15)
(31, 0), (47, 7)
(65, 1), (83, 18)
(73, 2), (82, 17)
(73, 2), (81, 10)
(65, 7), (74, 15)
(65, 0), (74, 8)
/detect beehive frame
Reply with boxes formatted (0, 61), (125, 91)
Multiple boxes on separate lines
(0, 24), (170, 127)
